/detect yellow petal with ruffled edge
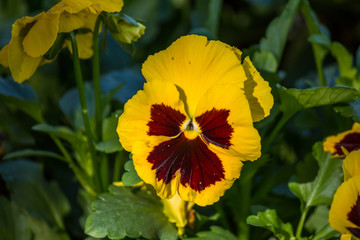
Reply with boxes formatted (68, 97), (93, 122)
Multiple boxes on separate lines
(8, 16), (42, 83)
(49, 0), (93, 14)
(242, 56), (273, 122)
(343, 149), (360, 181)
(324, 123), (360, 156)
(0, 44), (9, 68)
(195, 83), (261, 161)
(22, 12), (60, 58)
(117, 79), (187, 152)
(89, 0), (124, 14)
(329, 176), (360, 237)
(58, 11), (87, 33)
(142, 35), (247, 118)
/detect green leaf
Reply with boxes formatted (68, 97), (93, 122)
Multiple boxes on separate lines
(121, 160), (142, 186)
(0, 196), (31, 240)
(308, 33), (331, 45)
(312, 224), (338, 240)
(85, 185), (177, 240)
(0, 196), (66, 240)
(204, 0), (222, 38)
(253, 51), (278, 72)
(329, 42), (357, 80)
(278, 86), (360, 116)
(185, 226), (237, 240)
(0, 159), (70, 230)
(3, 149), (65, 161)
(32, 123), (84, 146)
(95, 137), (123, 153)
(305, 205), (329, 233)
(334, 99), (360, 122)
(254, 0), (301, 71)
(246, 209), (295, 240)
(0, 77), (43, 122)
(288, 142), (343, 207)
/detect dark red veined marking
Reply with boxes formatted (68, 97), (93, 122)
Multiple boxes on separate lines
(195, 108), (233, 149)
(147, 103), (187, 137)
(347, 195), (360, 237)
(147, 133), (225, 192)
(334, 132), (360, 155)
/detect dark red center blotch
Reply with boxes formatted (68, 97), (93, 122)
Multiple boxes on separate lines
(147, 104), (186, 137)
(195, 108), (233, 149)
(147, 134), (225, 192)
(347, 194), (360, 237)
(335, 132), (360, 155)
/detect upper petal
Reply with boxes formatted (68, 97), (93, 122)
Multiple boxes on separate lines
(22, 12), (60, 57)
(142, 35), (247, 117)
(242, 56), (274, 122)
(89, 0), (124, 14)
(8, 16), (43, 83)
(324, 123), (360, 156)
(343, 149), (360, 181)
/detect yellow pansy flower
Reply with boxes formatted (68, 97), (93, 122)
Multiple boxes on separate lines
(343, 149), (360, 181)
(0, 0), (123, 83)
(324, 123), (360, 157)
(117, 35), (273, 206)
(329, 176), (360, 239)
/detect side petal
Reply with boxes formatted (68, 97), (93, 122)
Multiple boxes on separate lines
(329, 176), (360, 236)
(343, 149), (360, 181)
(22, 12), (60, 57)
(0, 44), (9, 68)
(8, 16), (42, 83)
(242, 56), (274, 122)
(142, 35), (247, 117)
(58, 11), (86, 33)
(195, 83), (261, 161)
(117, 79), (187, 152)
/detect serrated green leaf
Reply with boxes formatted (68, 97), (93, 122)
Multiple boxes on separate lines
(278, 86), (360, 116)
(95, 137), (123, 153)
(0, 77), (43, 122)
(85, 185), (177, 240)
(334, 99), (360, 122)
(288, 142), (343, 207)
(255, 0), (301, 71)
(121, 160), (142, 186)
(246, 209), (295, 240)
(185, 226), (237, 240)
(0, 160), (70, 230)
(3, 149), (65, 161)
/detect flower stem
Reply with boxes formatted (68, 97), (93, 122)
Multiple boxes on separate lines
(93, 15), (103, 142)
(296, 206), (310, 239)
(69, 32), (101, 193)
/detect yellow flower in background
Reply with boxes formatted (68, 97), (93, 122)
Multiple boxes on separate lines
(117, 35), (273, 206)
(324, 123), (360, 157)
(162, 194), (194, 235)
(329, 176), (360, 239)
(0, 0), (123, 83)
(343, 149), (360, 181)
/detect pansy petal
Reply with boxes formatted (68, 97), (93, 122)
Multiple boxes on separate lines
(22, 12), (60, 57)
(242, 56), (273, 122)
(142, 35), (247, 117)
(329, 176), (360, 236)
(89, 0), (124, 14)
(195, 83), (261, 161)
(58, 11), (86, 33)
(0, 44), (9, 68)
(117, 79), (187, 152)
(65, 32), (94, 59)
(324, 123), (360, 156)
(8, 16), (42, 83)
(343, 149), (360, 181)
(49, 0), (93, 14)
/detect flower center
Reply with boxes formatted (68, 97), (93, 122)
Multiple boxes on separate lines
(182, 119), (200, 140)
